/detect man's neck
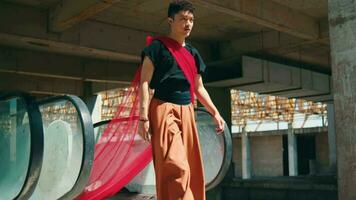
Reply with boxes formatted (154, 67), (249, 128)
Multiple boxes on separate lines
(167, 33), (186, 46)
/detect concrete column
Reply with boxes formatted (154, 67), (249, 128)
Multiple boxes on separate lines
(327, 103), (337, 173)
(241, 127), (252, 179)
(82, 81), (103, 124)
(91, 95), (102, 124)
(288, 123), (298, 176)
(328, 1), (356, 199)
(82, 81), (96, 112)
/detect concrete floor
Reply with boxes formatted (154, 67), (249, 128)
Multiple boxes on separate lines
(107, 175), (337, 200)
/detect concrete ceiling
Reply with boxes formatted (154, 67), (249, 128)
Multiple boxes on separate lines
(270, 0), (328, 19)
(3, 0), (61, 8)
(0, 0), (331, 99)
(91, 0), (266, 41)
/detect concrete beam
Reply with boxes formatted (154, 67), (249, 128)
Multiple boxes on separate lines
(220, 31), (329, 67)
(0, 47), (136, 83)
(233, 127), (328, 137)
(0, 2), (211, 62)
(0, 72), (126, 96)
(50, 0), (121, 32)
(192, 0), (320, 40)
(0, 73), (84, 96)
(206, 56), (331, 102)
(0, 2), (148, 61)
(0, 32), (140, 63)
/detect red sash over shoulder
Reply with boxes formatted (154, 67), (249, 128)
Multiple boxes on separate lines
(147, 36), (198, 103)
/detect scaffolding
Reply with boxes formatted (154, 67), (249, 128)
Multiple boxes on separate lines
(231, 89), (327, 128)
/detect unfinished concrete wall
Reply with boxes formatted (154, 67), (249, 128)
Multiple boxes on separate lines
(232, 137), (242, 177)
(233, 134), (284, 178)
(250, 135), (284, 177)
(315, 132), (330, 174)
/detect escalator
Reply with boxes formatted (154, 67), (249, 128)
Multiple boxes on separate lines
(0, 92), (94, 200)
(0, 92), (43, 200)
(29, 95), (94, 200)
(0, 91), (232, 199)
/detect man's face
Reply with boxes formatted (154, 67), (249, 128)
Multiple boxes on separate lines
(169, 10), (194, 38)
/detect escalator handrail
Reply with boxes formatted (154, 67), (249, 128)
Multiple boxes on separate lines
(0, 91), (44, 200)
(93, 120), (111, 128)
(37, 95), (94, 200)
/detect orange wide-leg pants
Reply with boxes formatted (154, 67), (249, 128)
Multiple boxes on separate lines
(148, 98), (206, 200)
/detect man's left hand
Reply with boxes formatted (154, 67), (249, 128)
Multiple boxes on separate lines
(213, 113), (225, 135)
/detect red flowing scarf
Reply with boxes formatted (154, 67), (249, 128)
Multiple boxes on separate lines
(76, 36), (197, 200)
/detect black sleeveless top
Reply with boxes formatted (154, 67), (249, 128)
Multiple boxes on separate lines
(141, 40), (206, 105)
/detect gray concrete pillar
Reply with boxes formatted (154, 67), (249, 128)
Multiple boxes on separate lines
(288, 123), (298, 176)
(91, 95), (102, 124)
(328, 1), (356, 199)
(82, 81), (97, 113)
(241, 127), (252, 179)
(327, 103), (337, 173)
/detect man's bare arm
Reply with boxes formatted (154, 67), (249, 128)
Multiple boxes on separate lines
(194, 74), (225, 133)
(139, 56), (154, 141)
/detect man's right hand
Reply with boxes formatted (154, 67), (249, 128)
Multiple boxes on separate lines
(138, 120), (151, 142)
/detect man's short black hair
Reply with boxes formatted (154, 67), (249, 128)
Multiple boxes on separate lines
(168, 0), (195, 19)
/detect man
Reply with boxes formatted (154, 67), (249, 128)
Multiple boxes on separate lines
(139, 1), (225, 199)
